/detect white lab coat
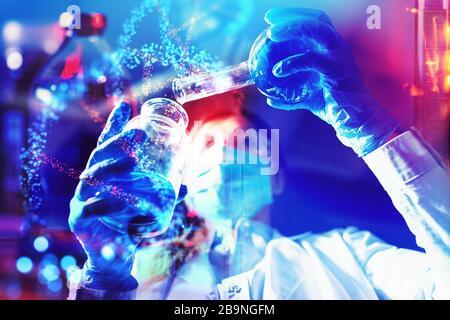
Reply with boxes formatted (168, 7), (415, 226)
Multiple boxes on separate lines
(132, 129), (449, 300)
(215, 130), (450, 300)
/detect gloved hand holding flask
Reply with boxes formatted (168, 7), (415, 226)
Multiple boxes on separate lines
(173, 7), (401, 157)
(257, 7), (401, 156)
(69, 100), (188, 292)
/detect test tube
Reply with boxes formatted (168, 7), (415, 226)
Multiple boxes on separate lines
(172, 61), (254, 104)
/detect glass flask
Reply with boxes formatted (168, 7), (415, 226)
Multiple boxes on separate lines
(172, 28), (311, 105)
(25, 13), (129, 228)
(100, 98), (189, 237)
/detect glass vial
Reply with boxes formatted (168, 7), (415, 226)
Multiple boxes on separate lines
(100, 98), (189, 237)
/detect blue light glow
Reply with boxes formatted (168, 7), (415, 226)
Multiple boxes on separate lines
(60, 255), (76, 271)
(6, 282), (22, 299)
(42, 253), (58, 266)
(16, 256), (33, 274)
(101, 244), (116, 261)
(39, 264), (60, 283)
(48, 279), (63, 292)
(33, 236), (49, 252)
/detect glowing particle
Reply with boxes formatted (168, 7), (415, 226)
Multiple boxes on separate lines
(35, 88), (53, 105)
(409, 84), (424, 97)
(6, 49), (23, 70)
(2, 21), (22, 44)
(97, 75), (107, 84)
(16, 256), (33, 274)
(60, 255), (76, 271)
(33, 236), (49, 252)
(101, 244), (116, 261)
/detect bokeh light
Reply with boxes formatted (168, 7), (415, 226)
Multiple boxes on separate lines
(5, 49), (23, 70)
(16, 256), (33, 274)
(33, 236), (49, 252)
(39, 264), (60, 283)
(60, 255), (77, 271)
(48, 279), (63, 292)
(2, 21), (22, 44)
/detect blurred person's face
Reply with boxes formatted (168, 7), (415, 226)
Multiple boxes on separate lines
(184, 114), (275, 225)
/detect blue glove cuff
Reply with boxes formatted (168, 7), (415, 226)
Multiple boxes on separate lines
(334, 110), (401, 157)
(324, 91), (401, 157)
(82, 262), (138, 292)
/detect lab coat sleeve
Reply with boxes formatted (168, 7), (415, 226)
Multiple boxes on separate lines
(351, 129), (450, 299)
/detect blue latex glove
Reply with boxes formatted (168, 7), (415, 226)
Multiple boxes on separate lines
(69, 102), (187, 291)
(258, 8), (401, 156)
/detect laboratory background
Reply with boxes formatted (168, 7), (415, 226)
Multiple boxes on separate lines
(0, 0), (448, 299)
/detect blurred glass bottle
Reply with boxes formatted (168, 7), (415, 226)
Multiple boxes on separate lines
(1, 20), (65, 217)
(25, 12), (130, 229)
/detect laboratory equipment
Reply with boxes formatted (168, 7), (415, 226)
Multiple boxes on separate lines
(100, 98), (189, 237)
(413, 0), (449, 161)
(25, 13), (129, 228)
(1, 20), (65, 216)
(29, 13), (124, 118)
(172, 61), (253, 104)
(172, 28), (312, 105)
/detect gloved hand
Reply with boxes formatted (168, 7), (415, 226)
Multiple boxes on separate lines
(258, 7), (401, 156)
(69, 102), (187, 291)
